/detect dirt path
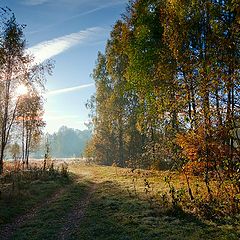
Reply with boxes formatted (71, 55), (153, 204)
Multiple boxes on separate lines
(0, 187), (68, 240)
(0, 169), (97, 240)
(58, 182), (97, 240)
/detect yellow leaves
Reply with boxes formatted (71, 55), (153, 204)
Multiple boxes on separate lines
(136, 120), (143, 133)
(168, 0), (177, 6)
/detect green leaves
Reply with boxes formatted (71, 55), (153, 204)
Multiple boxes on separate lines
(87, 0), (240, 174)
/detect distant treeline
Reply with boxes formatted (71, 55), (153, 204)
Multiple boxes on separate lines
(33, 126), (91, 158)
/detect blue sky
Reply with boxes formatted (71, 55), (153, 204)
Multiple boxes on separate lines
(2, 0), (128, 133)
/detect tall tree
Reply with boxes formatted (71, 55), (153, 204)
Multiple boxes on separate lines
(0, 10), (53, 173)
(0, 13), (29, 173)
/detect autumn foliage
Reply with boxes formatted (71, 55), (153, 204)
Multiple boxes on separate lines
(85, 0), (240, 218)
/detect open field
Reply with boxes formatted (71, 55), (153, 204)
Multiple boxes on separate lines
(0, 162), (239, 240)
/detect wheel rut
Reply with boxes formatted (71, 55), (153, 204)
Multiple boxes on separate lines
(0, 187), (68, 240)
(57, 182), (97, 240)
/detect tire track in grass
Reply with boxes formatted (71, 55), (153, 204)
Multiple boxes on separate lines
(57, 182), (97, 240)
(0, 186), (68, 240)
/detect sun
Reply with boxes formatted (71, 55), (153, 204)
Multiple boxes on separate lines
(16, 84), (28, 96)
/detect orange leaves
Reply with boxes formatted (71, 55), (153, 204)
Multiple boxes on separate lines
(176, 125), (240, 176)
(183, 161), (207, 175)
(16, 116), (43, 121)
(176, 126), (205, 161)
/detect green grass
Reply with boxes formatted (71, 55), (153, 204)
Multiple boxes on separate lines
(70, 164), (240, 240)
(0, 170), (71, 225)
(12, 182), (90, 240)
(72, 179), (239, 240)
(0, 163), (239, 240)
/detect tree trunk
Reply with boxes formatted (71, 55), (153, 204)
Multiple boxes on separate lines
(215, 88), (222, 126)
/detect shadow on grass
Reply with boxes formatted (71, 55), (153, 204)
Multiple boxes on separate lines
(73, 180), (239, 240)
(1, 169), (239, 240)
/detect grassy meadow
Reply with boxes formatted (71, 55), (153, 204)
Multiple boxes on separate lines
(0, 161), (239, 240)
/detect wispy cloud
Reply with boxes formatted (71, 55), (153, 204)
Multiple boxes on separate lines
(28, 27), (107, 63)
(47, 83), (94, 96)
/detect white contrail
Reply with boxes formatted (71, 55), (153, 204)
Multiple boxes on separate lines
(28, 27), (107, 63)
(23, 0), (125, 7)
(58, 1), (126, 22)
(22, 0), (48, 5)
(26, 1), (125, 35)
(47, 83), (94, 96)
